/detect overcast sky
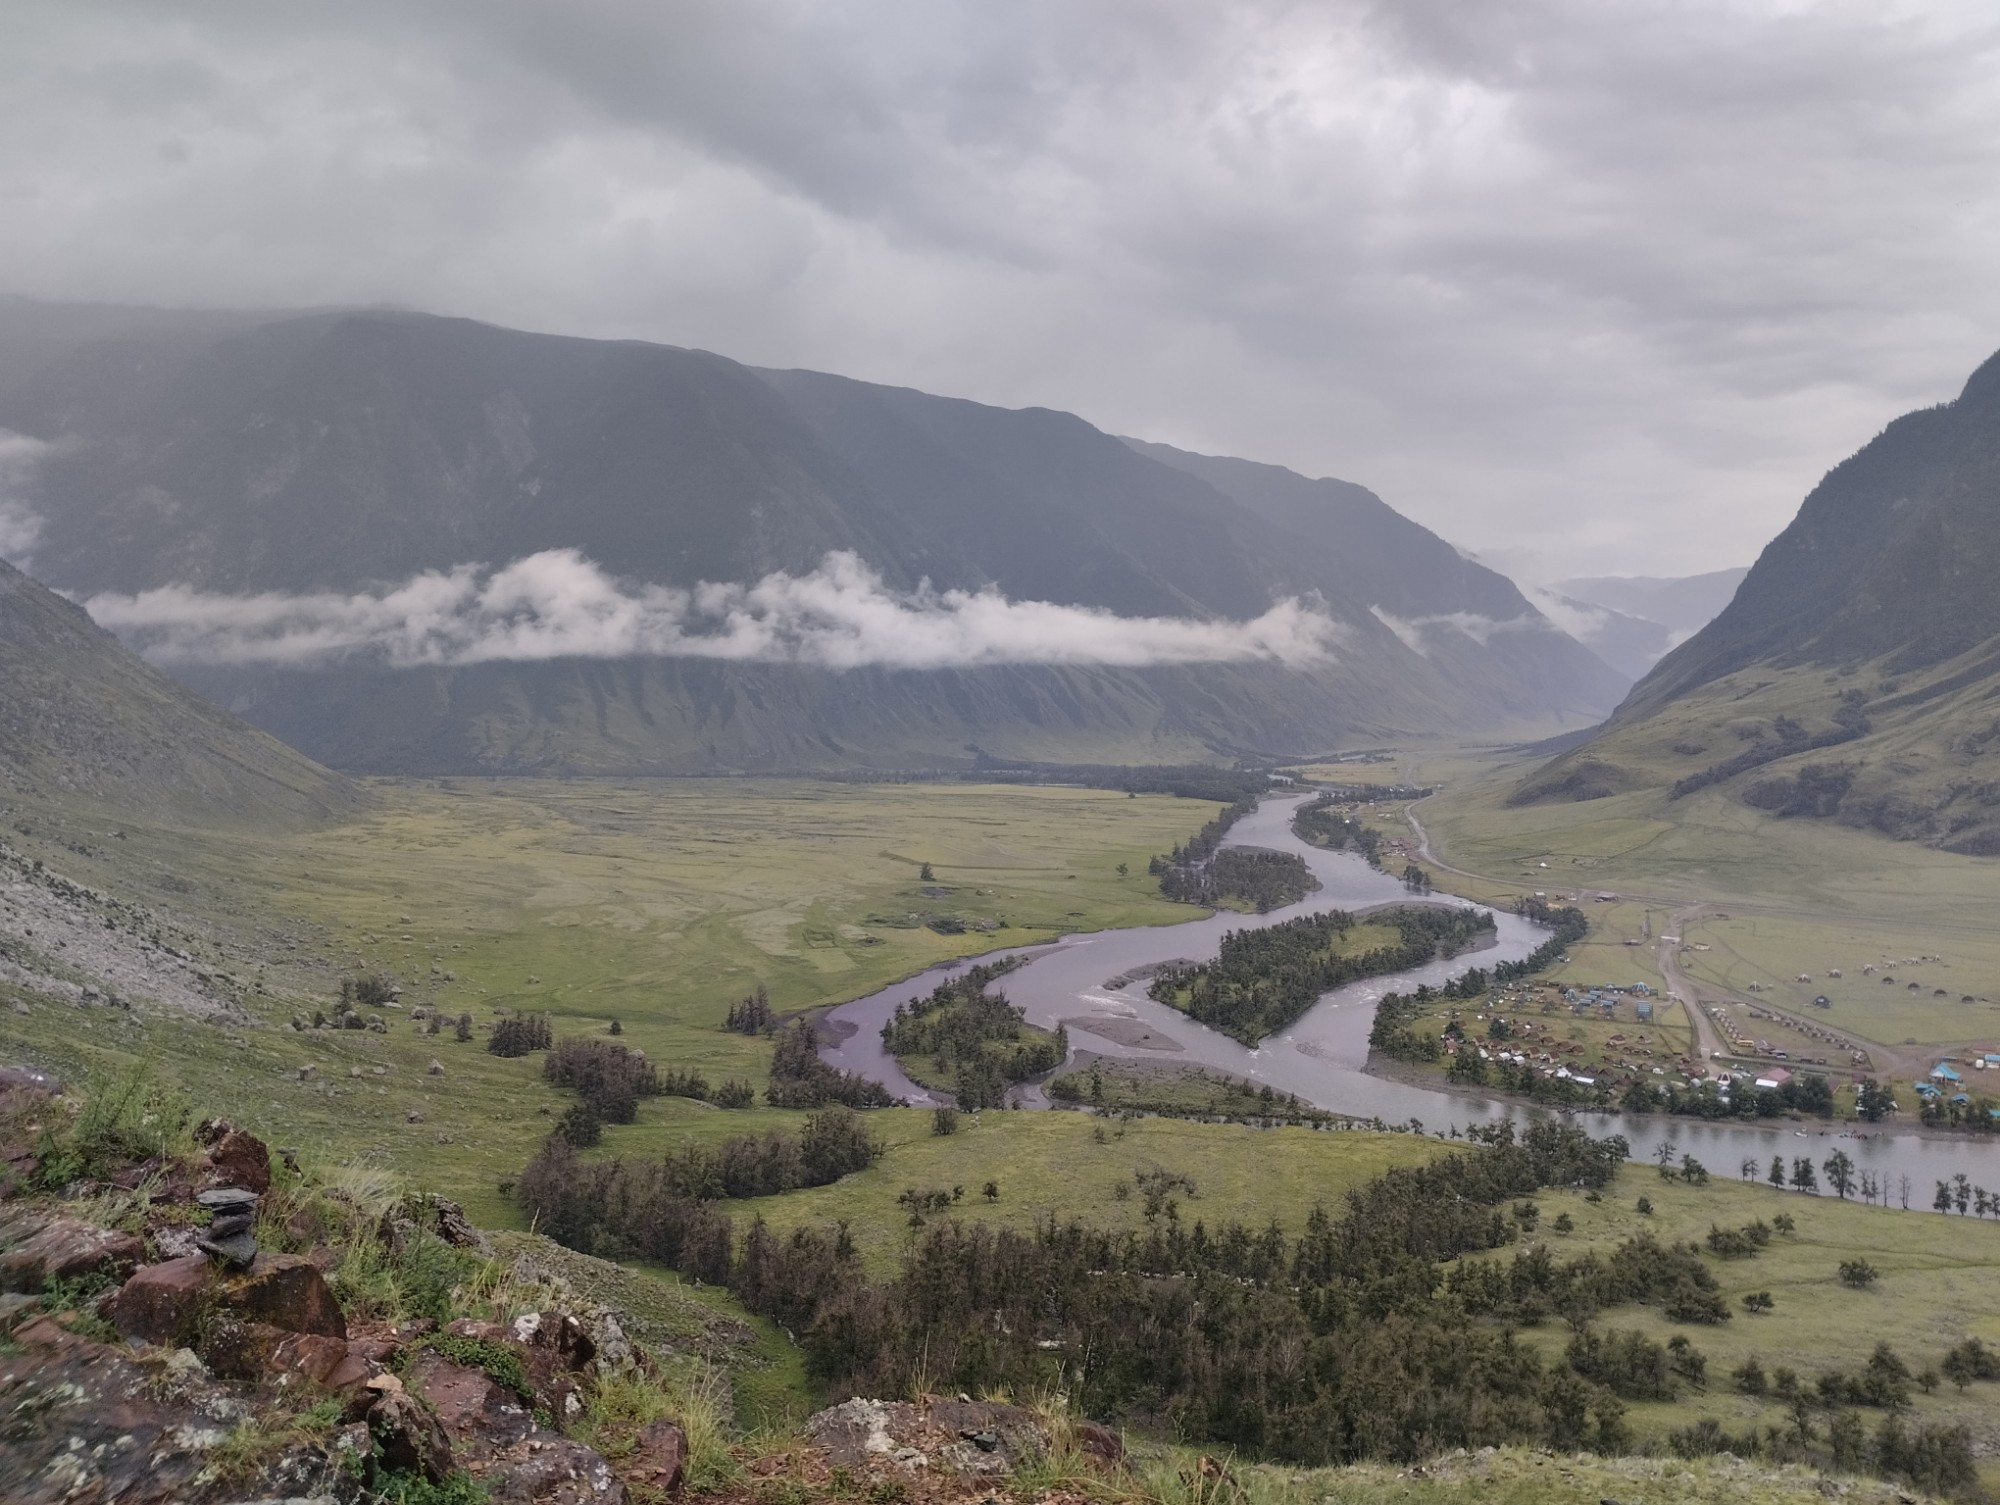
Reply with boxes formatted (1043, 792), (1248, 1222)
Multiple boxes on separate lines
(7, 1), (2000, 579)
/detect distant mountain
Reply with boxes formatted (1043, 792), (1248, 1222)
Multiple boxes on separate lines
(1515, 349), (2000, 853)
(0, 557), (355, 824)
(0, 304), (1627, 774)
(1555, 570), (1749, 638)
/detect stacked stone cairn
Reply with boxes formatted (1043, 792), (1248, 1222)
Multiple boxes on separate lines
(194, 1186), (259, 1267)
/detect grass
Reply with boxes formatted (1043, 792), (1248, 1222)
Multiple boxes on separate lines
(1472, 1170), (2000, 1473)
(0, 778), (1217, 1226)
(724, 1111), (1449, 1274)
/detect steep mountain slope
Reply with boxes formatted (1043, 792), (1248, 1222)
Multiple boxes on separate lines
(0, 304), (1625, 773)
(1515, 349), (2000, 852)
(0, 557), (356, 824)
(1126, 441), (1629, 712)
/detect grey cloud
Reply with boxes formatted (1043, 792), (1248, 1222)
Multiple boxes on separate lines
(83, 549), (1347, 671)
(6, 3), (2000, 577)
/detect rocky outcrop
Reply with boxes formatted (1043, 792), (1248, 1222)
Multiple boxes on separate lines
(0, 1212), (145, 1291)
(804, 1396), (1049, 1477)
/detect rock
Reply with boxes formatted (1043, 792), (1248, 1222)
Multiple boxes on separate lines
(380, 1192), (492, 1258)
(202, 1128), (273, 1194)
(0, 1290), (41, 1330)
(482, 1435), (626, 1504)
(0, 1215), (146, 1292)
(196, 1185), (262, 1267)
(0, 1316), (262, 1505)
(406, 1350), (624, 1503)
(427, 1059), (446, 1075)
(805, 1397), (1047, 1477)
(218, 1252), (347, 1338)
(368, 1385), (457, 1483)
(1074, 1420), (1125, 1470)
(405, 1349), (536, 1454)
(109, 1253), (215, 1345)
(297, 1065), (318, 1081)
(406, 1109), (425, 1123)
(630, 1417), (688, 1498)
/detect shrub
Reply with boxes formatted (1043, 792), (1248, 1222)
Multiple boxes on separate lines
(1838, 1258), (1880, 1289)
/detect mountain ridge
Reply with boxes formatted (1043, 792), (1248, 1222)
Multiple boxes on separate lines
(1514, 347), (2000, 852)
(0, 303), (1628, 774)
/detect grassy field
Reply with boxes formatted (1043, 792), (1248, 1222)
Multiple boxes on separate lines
(1408, 749), (2000, 1066)
(724, 1110), (1447, 1274)
(0, 778), (1219, 1225)
(1484, 1170), (2000, 1466)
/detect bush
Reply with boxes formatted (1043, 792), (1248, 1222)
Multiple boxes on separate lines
(931, 1105), (960, 1136)
(1838, 1258), (1880, 1289)
(711, 1079), (755, 1109)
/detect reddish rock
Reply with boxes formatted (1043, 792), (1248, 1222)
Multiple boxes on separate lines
(1074, 1420), (1126, 1469)
(630, 1417), (688, 1497)
(202, 1128), (272, 1194)
(369, 1385), (457, 1482)
(108, 1253), (214, 1345)
(0, 1215), (145, 1292)
(218, 1251), (346, 1338)
(406, 1349), (536, 1454)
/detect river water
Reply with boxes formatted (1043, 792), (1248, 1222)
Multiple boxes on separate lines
(820, 792), (2000, 1199)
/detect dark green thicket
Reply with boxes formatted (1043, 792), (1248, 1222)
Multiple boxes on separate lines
(881, 960), (1061, 1109)
(765, 1022), (896, 1108)
(1157, 904), (1496, 1045)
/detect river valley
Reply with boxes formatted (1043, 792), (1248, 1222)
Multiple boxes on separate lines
(821, 792), (2000, 1201)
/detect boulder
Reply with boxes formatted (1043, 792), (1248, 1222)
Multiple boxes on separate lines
(804, 1397), (1048, 1477)
(368, 1384), (458, 1483)
(630, 1417), (688, 1498)
(201, 1128), (273, 1194)
(1074, 1420), (1126, 1470)
(405, 1349), (624, 1503)
(405, 1349), (536, 1454)
(217, 1251), (346, 1338)
(109, 1253), (214, 1345)
(0, 1215), (146, 1292)
(0, 1313), (270, 1505)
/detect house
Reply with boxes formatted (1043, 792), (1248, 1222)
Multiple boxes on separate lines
(1753, 1067), (1792, 1090)
(1930, 1063), (1963, 1083)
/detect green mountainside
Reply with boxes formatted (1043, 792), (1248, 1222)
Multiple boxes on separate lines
(1515, 349), (2000, 852)
(0, 557), (356, 826)
(0, 305), (1625, 774)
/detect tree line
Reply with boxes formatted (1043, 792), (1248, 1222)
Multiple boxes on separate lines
(1293, 795), (1386, 866)
(1158, 904), (1497, 1045)
(1155, 847), (1317, 910)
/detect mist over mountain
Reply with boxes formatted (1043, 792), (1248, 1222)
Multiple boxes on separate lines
(1525, 569), (1749, 680)
(1516, 347), (2000, 852)
(0, 304), (1626, 774)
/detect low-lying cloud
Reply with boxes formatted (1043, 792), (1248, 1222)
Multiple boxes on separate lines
(85, 550), (1346, 672)
(1369, 604), (1546, 658)
(0, 433), (50, 566)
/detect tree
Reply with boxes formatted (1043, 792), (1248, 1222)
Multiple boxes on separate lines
(1680, 1154), (1708, 1185)
(608, 1017), (622, 1036)
(919, 862), (935, 882)
(1935, 1180), (1954, 1215)
(982, 1180), (999, 1202)
(1768, 1155), (1786, 1191)
(1857, 1077), (1893, 1121)
(931, 1104), (961, 1136)
(1823, 1149), (1855, 1200)
(1740, 1157), (1759, 1182)
(1953, 1172), (1972, 1216)
(455, 1011), (473, 1042)
(1790, 1157), (1817, 1194)
(1838, 1258), (1880, 1289)
(1655, 1139), (1679, 1179)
